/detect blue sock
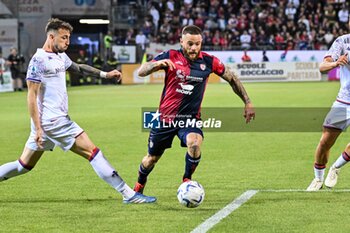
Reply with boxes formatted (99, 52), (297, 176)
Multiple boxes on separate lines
(137, 164), (154, 185)
(183, 152), (201, 181)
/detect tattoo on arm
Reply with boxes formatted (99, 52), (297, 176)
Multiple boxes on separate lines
(222, 65), (251, 104)
(68, 62), (102, 77)
(138, 62), (159, 77)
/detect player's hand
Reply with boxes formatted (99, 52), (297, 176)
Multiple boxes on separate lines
(106, 69), (122, 81)
(244, 102), (255, 124)
(35, 128), (44, 149)
(336, 53), (348, 67)
(155, 59), (176, 71)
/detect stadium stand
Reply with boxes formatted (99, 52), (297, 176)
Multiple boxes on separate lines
(114, 0), (349, 51)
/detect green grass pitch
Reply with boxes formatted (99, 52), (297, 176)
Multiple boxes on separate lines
(1, 82), (350, 233)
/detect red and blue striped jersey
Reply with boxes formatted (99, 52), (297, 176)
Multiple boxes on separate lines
(153, 49), (225, 121)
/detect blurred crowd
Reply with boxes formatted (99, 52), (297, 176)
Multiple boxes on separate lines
(116, 0), (349, 51)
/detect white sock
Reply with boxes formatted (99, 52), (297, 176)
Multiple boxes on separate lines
(314, 163), (325, 181)
(89, 148), (135, 199)
(0, 160), (30, 181)
(334, 152), (350, 168)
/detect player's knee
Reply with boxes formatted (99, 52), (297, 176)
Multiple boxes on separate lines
(186, 134), (202, 153)
(318, 138), (333, 150)
(188, 144), (201, 156)
(149, 155), (160, 164)
(143, 154), (160, 167)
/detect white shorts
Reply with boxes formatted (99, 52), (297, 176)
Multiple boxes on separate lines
(26, 116), (84, 151)
(323, 101), (350, 131)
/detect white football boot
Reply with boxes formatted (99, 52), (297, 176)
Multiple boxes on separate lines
(325, 166), (340, 188)
(306, 178), (323, 191)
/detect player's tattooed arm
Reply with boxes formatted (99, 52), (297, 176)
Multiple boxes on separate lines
(68, 62), (101, 76)
(221, 65), (251, 104)
(222, 64), (255, 123)
(138, 60), (176, 77)
(68, 62), (121, 79)
(138, 61), (159, 76)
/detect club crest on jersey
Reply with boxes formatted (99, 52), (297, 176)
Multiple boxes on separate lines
(176, 69), (186, 81)
(200, 64), (206, 70)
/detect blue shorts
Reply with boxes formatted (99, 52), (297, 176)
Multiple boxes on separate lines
(148, 127), (204, 156)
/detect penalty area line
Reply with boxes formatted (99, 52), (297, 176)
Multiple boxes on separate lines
(191, 188), (350, 233)
(191, 190), (258, 233)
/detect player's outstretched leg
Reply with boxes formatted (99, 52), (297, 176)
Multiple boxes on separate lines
(123, 192), (157, 204)
(0, 160), (32, 181)
(71, 132), (156, 204)
(0, 148), (43, 182)
(88, 148), (156, 203)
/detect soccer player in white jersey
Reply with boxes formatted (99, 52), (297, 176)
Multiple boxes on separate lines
(0, 18), (156, 204)
(307, 21), (350, 191)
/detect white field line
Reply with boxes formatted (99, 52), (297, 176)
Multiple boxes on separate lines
(191, 190), (258, 233)
(260, 188), (350, 193)
(191, 188), (350, 233)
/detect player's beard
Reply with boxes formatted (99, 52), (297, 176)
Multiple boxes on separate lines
(53, 44), (67, 53)
(184, 49), (199, 61)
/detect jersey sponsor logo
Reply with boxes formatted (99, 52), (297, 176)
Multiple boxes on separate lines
(186, 75), (203, 82)
(176, 70), (204, 82)
(344, 37), (350, 44)
(179, 83), (194, 91)
(176, 83), (194, 95)
(175, 61), (184, 65)
(54, 66), (66, 74)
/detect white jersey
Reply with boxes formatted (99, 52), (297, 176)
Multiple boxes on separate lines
(325, 34), (350, 103)
(26, 49), (72, 122)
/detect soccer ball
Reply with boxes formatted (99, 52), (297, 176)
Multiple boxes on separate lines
(177, 180), (205, 208)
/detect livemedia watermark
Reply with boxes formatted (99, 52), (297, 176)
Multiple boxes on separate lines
(141, 107), (343, 132)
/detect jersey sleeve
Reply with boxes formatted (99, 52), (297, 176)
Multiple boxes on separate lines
(62, 52), (73, 70)
(152, 51), (170, 61)
(26, 56), (45, 83)
(212, 56), (225, 76)
(325, 37), (344, 61)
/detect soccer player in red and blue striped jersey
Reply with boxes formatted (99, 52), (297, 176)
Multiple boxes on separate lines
(134, 25), (255, 195)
